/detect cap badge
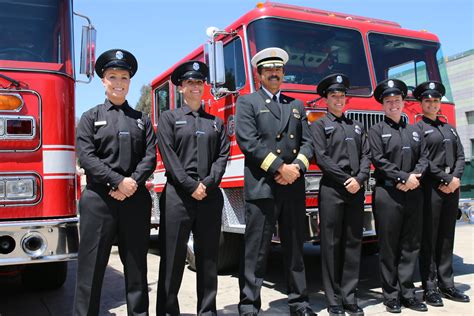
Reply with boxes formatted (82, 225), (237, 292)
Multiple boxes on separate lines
(115, 51), (124, 60)
(388, 80), (394, 88)
(336, 75), (342, 83)
(271, 50), (277, 57)
(429, 82), (435, 89)
(193, 62), (200, 71)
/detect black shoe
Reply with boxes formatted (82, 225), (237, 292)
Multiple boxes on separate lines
(241, 312), (258, 316)
(424, 289), (443, 307)
(327, 305), (345, 316)
(439, 287), (470, 302)
(291, 306), (317, 316)
(343, 304), (364, 316)
(401, 297), (428, 312)
(384, 299), (401, 313)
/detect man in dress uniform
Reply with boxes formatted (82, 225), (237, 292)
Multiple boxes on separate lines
(75, 49), (157, 315)
(414, 81), (470, 306)
(156, 61), (230, 316)
(368, 79), (429, 313)
(310, 74), (370, 316)
(236, 47), (315, 316)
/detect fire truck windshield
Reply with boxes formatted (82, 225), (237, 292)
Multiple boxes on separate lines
(0, 0), (73, 75)
(247, 18), (372, 96)
(369, 33), (454, 102)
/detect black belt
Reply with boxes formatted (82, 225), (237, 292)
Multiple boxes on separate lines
(376, 179), (396, 187)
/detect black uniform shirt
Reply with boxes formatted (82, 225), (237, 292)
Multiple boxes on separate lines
(368, 116), (429, 184)
(77, 99), (157, 189)
(416, 116), (465, 185)
(156, 104), (230, 195)
(311, 112), (371, 186)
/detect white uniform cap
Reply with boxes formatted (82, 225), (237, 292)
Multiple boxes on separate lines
(251, 47), (289, 68)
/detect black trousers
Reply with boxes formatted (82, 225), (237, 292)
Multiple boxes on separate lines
(373, 185), (423, 301)
(74, 185), (151, 316)
(238, 187), (309, 314)
(156, 183), (223, 316)
(420, 180), (459, 290)
(318, 180), (365, 306)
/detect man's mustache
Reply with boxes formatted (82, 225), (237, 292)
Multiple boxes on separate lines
(268, 75), (280, 81)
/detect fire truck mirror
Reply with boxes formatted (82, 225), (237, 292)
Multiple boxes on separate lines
(205, 41), (226, 87)
(79, 25), (97, 79)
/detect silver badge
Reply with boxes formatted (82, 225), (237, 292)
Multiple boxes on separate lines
(388, 80), (394, 88)
(336, 75), (343, 83)
(429, 82), (435, 89)
(137, 118), (144, 130)
(265, 99), (271, 104)
(193, 62), (200, 71)
(355, 125), (361, 135)
(413, 131), (420, 142)
(116, 50), (124, 60)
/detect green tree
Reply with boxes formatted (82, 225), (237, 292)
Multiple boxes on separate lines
(135, 84), (151, 115)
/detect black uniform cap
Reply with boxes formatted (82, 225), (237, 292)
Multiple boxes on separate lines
(171, 61), (208, 86)
(316, 73), (350, 97)
(374, 79), (408, 104)
(413, 81), (445, 101)
(95, 49), (138, 78)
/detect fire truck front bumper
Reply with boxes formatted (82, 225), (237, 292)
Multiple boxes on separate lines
(0, 217), (79, 266)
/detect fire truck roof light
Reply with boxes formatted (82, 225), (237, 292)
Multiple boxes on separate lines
(256, 2), (264, 9)
(0, 94), (23, 111)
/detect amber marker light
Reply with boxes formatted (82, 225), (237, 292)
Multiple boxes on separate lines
(0, 94), (23, 111)
(306, 110), (326, 124)
(256, 2), (264, 9)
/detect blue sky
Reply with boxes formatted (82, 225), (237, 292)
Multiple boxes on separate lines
(73, 0), (473, 117)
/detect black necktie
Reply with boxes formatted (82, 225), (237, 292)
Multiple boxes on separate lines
(194, 111), (208, 180)
(341, 120), (360, 175)
(436, 124), (455, 170)
(117, 107), (132, 173)
(400, 127), (412, 172)
(272, 94), (278, 103)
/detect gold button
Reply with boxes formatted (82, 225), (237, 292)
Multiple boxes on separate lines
(293, 149), (297, 154)
(276, 149), (281, 154)
(290, 134), (294, 139)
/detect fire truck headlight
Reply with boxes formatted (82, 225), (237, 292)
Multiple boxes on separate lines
(6, 178), (35, 199)
(305, 174), (321, 192)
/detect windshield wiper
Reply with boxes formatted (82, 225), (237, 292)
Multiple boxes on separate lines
(0, 73), (21, 88)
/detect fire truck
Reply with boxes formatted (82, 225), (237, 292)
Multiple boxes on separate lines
(150, 2), (456, 271)
(0, 0), (96, 289)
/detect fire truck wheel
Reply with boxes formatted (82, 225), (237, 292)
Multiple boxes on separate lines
(186, 232), (243, 274)
(21, 261), (68, 290)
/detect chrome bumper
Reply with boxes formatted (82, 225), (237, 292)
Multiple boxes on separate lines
(0, 217), (79, 266)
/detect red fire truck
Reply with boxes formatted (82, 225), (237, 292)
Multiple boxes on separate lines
(0, 0), (96, 289)
(150, 2), (456, 271)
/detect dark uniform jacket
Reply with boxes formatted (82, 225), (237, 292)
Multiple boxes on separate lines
(236, 89), (313, 200)
(77, 99), (157, 189)
(156, 104), (230, 195)
(416, 116), (464, 185)
(311, 112), (371, 186)
(368, 117), (429, 184)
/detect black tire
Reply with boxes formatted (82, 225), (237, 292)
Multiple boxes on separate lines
(362, 241), (379, 256)
(22, 261), (68, 290)
(186, 232), (243, 274)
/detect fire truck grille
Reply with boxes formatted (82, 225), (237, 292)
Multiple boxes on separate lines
(345, 110), (408, 131)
